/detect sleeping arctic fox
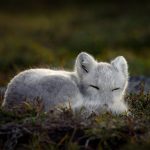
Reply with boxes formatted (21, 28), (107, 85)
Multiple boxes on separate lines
(2, 52), (128, 115)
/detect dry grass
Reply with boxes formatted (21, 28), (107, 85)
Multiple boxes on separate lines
(0, 89), (150, 150)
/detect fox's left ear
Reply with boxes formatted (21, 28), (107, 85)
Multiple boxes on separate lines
(111, 56), (128, 78)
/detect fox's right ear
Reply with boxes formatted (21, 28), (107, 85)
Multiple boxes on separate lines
(75, 52), (96, 77)
(111, 56), (128, 78)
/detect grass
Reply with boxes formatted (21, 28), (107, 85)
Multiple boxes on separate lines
(0, 90), (150, 150)
(0, 2), (150, 149)
(0, 2), (150, 85)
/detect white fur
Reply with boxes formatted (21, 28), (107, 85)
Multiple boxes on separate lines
(2, 52), (129, 115)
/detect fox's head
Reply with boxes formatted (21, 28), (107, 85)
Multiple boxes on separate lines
(75, 52), (128, 114)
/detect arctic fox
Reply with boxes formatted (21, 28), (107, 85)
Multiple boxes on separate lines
(2, 52), (128, 115)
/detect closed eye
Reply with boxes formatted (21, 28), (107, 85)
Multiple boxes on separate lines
(89, 85), (99, 90)
(112, 88), (120, 91)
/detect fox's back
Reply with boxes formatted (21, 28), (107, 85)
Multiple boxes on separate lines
(3, 69), (80, 110)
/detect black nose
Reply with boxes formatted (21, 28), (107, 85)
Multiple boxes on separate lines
(103, 103), (108, 108)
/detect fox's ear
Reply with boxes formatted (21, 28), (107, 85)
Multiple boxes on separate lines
(75, 52), (96, 77)
(111, 56), (128, 78)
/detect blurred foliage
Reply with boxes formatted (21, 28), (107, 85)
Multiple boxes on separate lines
(0, 1), (150, 85)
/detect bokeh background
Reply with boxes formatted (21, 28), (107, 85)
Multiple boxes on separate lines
(0, 0), (150, 86)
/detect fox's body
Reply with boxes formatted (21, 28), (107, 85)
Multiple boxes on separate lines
(2, 52), (129, 115)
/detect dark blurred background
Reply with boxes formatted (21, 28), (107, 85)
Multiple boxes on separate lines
(0, 0), (150, 85)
